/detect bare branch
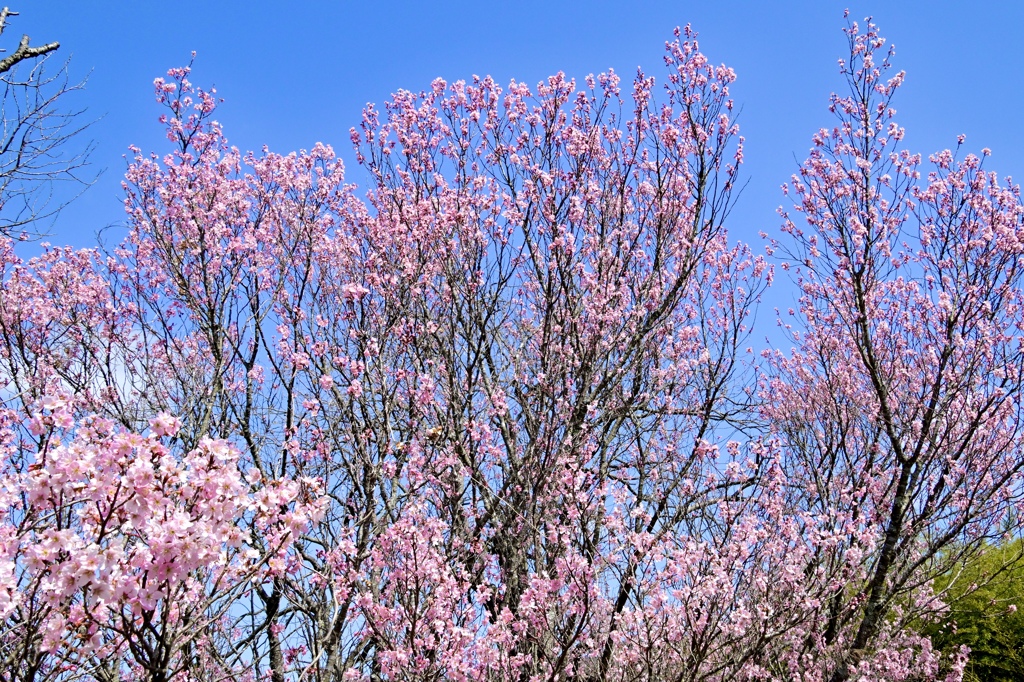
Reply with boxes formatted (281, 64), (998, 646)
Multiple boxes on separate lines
(0, 8), (59, 75)
(0, 7), (94, 237)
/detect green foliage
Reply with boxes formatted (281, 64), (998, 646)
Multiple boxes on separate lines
(926, 541), (1024, 682)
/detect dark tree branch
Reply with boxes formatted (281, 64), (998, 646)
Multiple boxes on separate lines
(0, 7), (94, 237)
(0, 8), (59, 74)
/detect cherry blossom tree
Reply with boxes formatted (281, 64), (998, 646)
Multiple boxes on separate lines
(0, 14), (1022, 682)
(0, 401), (319, 682)
(767, 14), (1024, 681)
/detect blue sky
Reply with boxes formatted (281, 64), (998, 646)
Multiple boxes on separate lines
(13, 1), (1024, 254)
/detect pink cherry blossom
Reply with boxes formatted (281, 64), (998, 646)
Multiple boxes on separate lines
(0, 17), (1017, 682)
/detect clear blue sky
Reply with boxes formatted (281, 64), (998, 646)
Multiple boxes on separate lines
(13, 1), (1024, 253)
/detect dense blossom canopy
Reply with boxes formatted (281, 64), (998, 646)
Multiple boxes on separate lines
(1, 16), (1022, 682)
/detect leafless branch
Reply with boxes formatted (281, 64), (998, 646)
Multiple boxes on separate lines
(0, 7), (94, 238)
(0, 8), (59, 74)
